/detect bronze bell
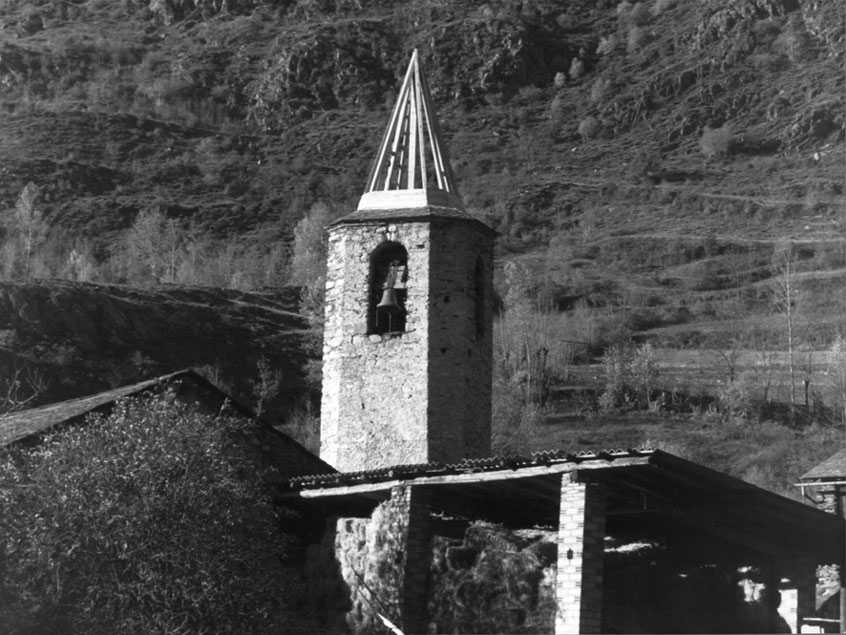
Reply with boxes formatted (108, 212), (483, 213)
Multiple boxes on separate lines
(376, 288), (401, 313)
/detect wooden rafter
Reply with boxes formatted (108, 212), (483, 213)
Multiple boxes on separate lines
(358, 49), (464, 211)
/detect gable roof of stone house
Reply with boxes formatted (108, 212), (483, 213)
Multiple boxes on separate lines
(801, 447), (846, 481)
(281, 448), (845, 564)
(0, 369), (333, 477)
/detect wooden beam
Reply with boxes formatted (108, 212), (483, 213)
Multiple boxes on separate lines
(285, 457), (652, 499)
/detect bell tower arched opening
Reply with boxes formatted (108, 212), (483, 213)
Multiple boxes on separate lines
(369, 242), (408, 335)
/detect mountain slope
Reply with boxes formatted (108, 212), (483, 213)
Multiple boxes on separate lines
(0, 0), (843, 372)
(0, 281), (311, 420)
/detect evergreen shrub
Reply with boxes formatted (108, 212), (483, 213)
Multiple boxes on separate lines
(0, 394), (302, 635)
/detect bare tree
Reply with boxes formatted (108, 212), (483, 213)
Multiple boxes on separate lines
(1, 182), (49, 280)
(709, 331), (744, 385)
(496, 261), (570, 406)
(16, 183), (47, 279)
(826, 335), (846, 426)
(290, 201), (335, 287)
(772, 240), (798, 417)
(0, 362), (48, 415)
(122, 207), (187, 283)
(250, 356), (282, 420)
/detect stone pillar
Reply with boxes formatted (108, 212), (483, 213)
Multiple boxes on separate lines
(382, 486), (431, 634)
(555, 475), (607, 634)
(400, 486), (432, 634)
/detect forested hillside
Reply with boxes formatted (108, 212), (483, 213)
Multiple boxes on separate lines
(0, 0), (844, 494)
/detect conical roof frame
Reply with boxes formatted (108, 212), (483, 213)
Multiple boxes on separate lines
(357, 49), (465, 212)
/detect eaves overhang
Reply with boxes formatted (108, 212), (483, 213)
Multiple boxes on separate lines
(329, 204), (497, 236)
(280, 449), (845, 564)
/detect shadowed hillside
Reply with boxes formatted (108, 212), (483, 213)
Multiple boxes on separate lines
(0, 281), (311, 421)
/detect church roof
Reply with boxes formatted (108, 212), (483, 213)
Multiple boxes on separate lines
(801, 447), (846, 481)
(0, 370), (334, 477)
(351, 49), (466, 215)
(0, 370), (196, 446)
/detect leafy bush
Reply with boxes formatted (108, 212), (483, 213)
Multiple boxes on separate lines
(599, 342), (659, 412)
(652, 0), (676, 15)
(491, 378), (547, 456)
(596, 34), (619, 56)
(290, 201), (337, 286)
(627, 147), (661, 183)
(280, 401), (320, 454)
(627, 25), (646, 53)
(590, 77), (613, 104)
(629, 2), (651, 25)
(716, 371), (761, 420)
(0, 394), (302, 635)
(699, 125), (734, 159)
(568, 58), (584, 81)
(553, 71), (567, 88)
(578, 116), (599, 141)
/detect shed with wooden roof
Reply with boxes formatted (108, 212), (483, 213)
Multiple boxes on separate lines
(283, 448), (844, 634)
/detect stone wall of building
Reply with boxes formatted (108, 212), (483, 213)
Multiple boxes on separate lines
(304, 486), (428, 634)
(426, 220), (493, 463)
(321, 220), (432, 471)
(428, 522), (557, 634)
(305, 494), (558, 635)
(320, 216), (492, 472)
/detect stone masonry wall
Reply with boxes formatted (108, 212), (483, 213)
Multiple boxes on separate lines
(428, 522), (558, 633)
(426, 221), (493, 462)
(304, 485), (430, 634)
(320, 216), (493, 472)
(321, 221), (432, 471)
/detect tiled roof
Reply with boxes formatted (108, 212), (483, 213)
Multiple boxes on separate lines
(0, 370), (196, 446)
(0, 368), (334, 477)
(801, 448), (846, 481)
(285, 447), (655, 490)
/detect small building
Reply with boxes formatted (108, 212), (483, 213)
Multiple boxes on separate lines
(0, 368), (331, 478)
(799, 448), (846, 633)
(800, 448), (846, 515)
(282, 50), (846, 634)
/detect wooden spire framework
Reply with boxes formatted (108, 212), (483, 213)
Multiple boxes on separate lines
(357, 49), (464, 212)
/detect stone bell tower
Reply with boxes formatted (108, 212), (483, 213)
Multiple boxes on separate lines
(319, 50), (495, 472)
